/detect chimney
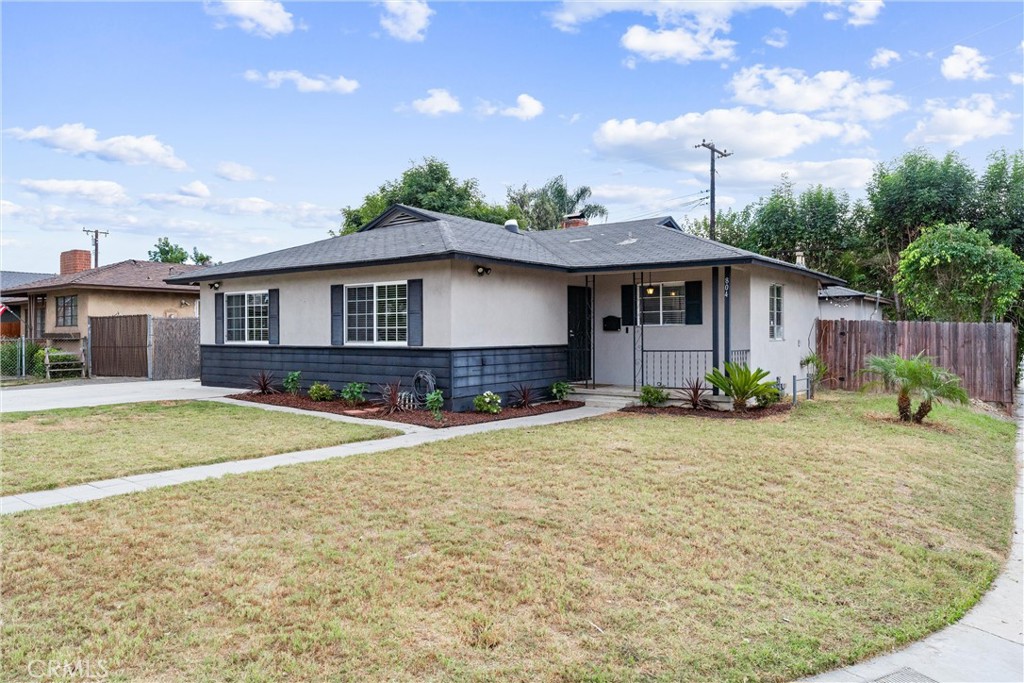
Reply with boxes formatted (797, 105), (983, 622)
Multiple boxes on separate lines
(60, 249), (93, 275)
(504, 219), (520, 234)
(794, 250), (806, 267)
(560, 212), (588, 229)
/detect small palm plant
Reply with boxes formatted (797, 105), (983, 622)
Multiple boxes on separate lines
(705, 362), (775, 412)
(862, 352), (968, 423)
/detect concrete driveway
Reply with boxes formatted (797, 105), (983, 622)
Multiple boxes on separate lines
(1, 378), (235, 412)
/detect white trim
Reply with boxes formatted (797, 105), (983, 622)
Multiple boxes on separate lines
(638, 280), (688, 327)
(343, 280), (409, 346)
(768, 283), (784, 341)
(224, 290), (270, 345)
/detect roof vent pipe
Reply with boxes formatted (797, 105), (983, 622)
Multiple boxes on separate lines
(504, 219), (520, 234)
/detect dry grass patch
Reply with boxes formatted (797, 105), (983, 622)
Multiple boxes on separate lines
(0, 393), (1016, 682)
(0, 400), (398, 495)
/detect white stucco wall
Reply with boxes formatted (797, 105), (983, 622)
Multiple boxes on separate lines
(449, 261), (567, 347)
(198, 261), (454, 347)
(747, 266), (821, 387)
(819, 298), (884, 321)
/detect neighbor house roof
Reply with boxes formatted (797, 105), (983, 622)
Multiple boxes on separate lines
(4, 260), (204, 295)
(819, 285), (893, 305)
(166, 205), (843, 285)
(0, 271), (55, 293)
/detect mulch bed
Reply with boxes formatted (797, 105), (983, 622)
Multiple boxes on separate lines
(620, 402), (792, 420)
(227, 392), (586, 428)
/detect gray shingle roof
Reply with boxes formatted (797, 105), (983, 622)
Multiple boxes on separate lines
(166, 204), (843, 285)
(0, 271), (55, 293)
(820, 285), (892, 304)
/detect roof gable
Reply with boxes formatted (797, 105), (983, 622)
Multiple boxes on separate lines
(357, 205), (438, 232)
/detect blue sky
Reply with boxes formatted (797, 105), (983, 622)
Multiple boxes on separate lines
(3, 1), (1022, 273)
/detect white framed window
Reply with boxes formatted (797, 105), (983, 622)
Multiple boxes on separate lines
(345, 281), (407, 344)
(225, 291), (269, 343)
(769, 284), (784, 340)
(639, 282), (686, 325)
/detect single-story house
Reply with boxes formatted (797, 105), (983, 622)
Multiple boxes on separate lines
(4, 250), (203, 350)
(818, 285), (892, 321)
(0, 270), (54, 337)
(167, 204), (842, 410)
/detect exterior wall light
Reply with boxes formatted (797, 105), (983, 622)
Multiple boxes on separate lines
(475, 265), (491, 277)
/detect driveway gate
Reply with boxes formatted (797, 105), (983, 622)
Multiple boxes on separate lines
(89, 315), (149, 377)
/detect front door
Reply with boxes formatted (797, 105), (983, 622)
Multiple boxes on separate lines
(567, 285), (592, 382)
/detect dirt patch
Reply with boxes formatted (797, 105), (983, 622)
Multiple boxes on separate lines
(863, 411), (957, 434)
(228, 392), (586, 428)
(620, 402), (792, 420)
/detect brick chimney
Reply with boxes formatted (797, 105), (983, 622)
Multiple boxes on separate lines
(560, 212), (589, 229)
(60, 249), (93, 275)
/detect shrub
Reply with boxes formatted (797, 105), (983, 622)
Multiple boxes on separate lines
(282, 371), (302, 395)
(341, 382), (368, 404)
(249, 370), (278, 394)
(861, 352), (968, 423)
(31, 348), (82, 378)
(705, 362), (775, 412)
(550, 381), (572, 401)
(639, 384), (670, 407)
(511, 383), (535, 408)
(473, 391), (502, 414)
(425, 389), (444, 421)
(756, 384), (782, 408)
(307, 382), (336, 402)
(376, 380), (406, 415)
(800, 352), (828, 390)
(680, 378), (712, 410)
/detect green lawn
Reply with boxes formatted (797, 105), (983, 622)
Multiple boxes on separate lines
(0, 400), (399, 496)
(1, 393), (1016, 682)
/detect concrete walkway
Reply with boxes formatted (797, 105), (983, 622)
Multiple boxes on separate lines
(0, 401), (614, 514)
(1, 378), (236, 412)
(804, 397), (1024, 682)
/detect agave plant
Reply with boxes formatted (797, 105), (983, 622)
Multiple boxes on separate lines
(862, 352), (968, 423)
(705, 362), (774, 412)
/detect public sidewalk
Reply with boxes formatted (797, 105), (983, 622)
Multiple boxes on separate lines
(0, 401), (613, 514)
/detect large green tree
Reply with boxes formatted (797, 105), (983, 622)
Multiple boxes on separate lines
(337, 157), (517, 234)
(148, 237), (213, 265)
(977, 149), (1024, 256)
(506, 175), (607, 231)
(895, 222), (1024, 322)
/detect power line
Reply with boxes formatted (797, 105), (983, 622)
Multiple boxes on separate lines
(82, 227), (109, 268)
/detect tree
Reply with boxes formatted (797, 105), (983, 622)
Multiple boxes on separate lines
(191, 247), (213, 266)
(679, 207), (753, 248)
(862, 352), (968, 423)
(506, 175), (607, 231)
(895, 222), (1024, 322)
(337, 157), (516, 234)
(977, 149), (1024, 256)
(148, 237), (188, 264)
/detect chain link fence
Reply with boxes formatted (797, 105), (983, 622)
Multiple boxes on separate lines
(0, 338), (45, 378)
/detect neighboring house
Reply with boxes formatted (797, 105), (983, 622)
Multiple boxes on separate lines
(169, 205), (843, 410)
(818, 286), (891, 321)
(0, 270), (54, 337)
(4, 250), (203, 349)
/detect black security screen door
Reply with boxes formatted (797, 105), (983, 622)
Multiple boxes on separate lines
(567, 285), (592, 382)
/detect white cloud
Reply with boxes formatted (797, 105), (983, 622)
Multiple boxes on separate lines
(244, 69), (359, 94)
(729, 65), (908, 121)
(905, 94), (1016, 147)
(411, 88), (461, 116)
(179, 180), (211, 198)
(1010, 73), (1024, 86)
(941, 45), (993, 81)
(763, 28), (788, 49)
(204, 0), (295, 38)
(621, 25), (736, 64)
(6, 123), (188, 171)
(869, 47), (900, 69)
(846, 0), (883, 26)
(561, 113), (582, 125)
(140, 192), (335, 229)
(1, 199), (26, 217)
(20, 179), (130, 206)
(379, 0), (433, 42)
(593, 108), (869, 169)
(215, 161), (271, 182)
(480, 94), (544, 121)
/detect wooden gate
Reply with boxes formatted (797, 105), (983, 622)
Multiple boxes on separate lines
(90, 315), (149, 377)
(817, 319), (1017, 406)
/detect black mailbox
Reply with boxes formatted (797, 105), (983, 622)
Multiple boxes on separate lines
(603, 315), (621, 332)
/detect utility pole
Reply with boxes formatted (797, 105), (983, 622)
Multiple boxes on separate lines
(82, 227), (109, 268)
(694, 140), (732, 241)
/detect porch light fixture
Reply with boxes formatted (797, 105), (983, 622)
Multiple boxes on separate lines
(644, 285), (656, 296)
(475, 265), (491, 277)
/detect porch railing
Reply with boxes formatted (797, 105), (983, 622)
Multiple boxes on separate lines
(641, 348), (753, 388)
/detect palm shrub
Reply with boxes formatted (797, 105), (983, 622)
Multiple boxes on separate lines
(705, 362), (774, 412)
(800, 352), (828, 391)
(862, 352), (968, 423)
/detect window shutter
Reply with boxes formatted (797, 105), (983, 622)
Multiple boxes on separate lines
(685, 281), (703, 325)
(621, 284), (636, 326)
(268, 289), (280, 345)
(407, 279), (423, 347)
(214, 292), (224, 345)
(331, 285), (345, 346)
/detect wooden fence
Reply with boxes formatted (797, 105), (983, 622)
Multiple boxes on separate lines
(817, 319), (1017, 406)
(152, 318), (199, 380)
(88, 315), (200, 379)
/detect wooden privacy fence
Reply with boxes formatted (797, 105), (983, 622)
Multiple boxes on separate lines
(88, 315), (199, 379)
(817, 319), (1017, 406)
